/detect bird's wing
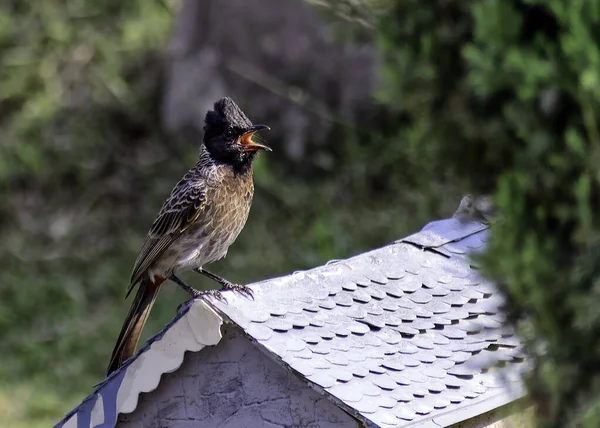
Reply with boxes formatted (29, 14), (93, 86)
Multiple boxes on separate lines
(127, 176), (208, 296)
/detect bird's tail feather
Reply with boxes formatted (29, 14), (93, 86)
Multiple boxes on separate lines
(106, 276), (163, 376)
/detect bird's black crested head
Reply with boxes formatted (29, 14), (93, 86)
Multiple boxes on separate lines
(205, 97), (253, 132)
(203, 97), (271, 172)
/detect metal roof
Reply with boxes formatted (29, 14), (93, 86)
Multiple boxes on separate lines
(209, 217), (526, 427)
(56, 213), (526, 428)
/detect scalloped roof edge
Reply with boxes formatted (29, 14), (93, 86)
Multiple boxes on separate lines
(56, 300), (223, 428)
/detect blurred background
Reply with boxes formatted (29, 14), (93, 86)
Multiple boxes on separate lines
(2, 1), (600, 427)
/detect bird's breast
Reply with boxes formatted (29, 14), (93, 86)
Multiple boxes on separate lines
(205, 173), (254, 244)
(175, 171), (254, 269)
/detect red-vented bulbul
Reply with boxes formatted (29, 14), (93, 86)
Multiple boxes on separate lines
(106, 97), (271, 375)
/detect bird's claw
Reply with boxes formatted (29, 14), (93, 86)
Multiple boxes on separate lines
(190, 288), (204, 298)
(203, 289), (228, 303)
(180, 283), (253, 305)
(222, 282), (254, 300)
(177, 289), (227, 311)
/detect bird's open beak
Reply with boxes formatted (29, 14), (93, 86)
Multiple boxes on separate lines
(239, 124), (272, 152)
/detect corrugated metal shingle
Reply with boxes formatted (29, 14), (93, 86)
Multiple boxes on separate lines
(206, 218), (526, 428)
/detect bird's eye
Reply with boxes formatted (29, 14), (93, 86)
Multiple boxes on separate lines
(223, 128), (234, 139)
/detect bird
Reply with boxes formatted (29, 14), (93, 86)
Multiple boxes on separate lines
(106, 97), (271, 376)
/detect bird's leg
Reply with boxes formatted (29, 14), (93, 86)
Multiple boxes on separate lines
(169, 275), (202, 297)
(194, 268), (254, 299)
(169, 274), (227, 303)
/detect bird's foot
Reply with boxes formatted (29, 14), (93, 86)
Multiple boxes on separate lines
(194, 269), (252, 299)
(221, 281), (254, 300)
(202, 289), (227, 303)
(189, 287), (204, 298)
(177, 289), (225, 312)
(170, 274), (203, 298)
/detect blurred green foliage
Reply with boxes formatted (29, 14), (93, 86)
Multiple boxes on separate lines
(0, 1), (460, 426)
(378, 0), (600, 426)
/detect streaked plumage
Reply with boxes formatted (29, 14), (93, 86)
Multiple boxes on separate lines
(128, 150), (254, 291)
(107, 97), (270, 376)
